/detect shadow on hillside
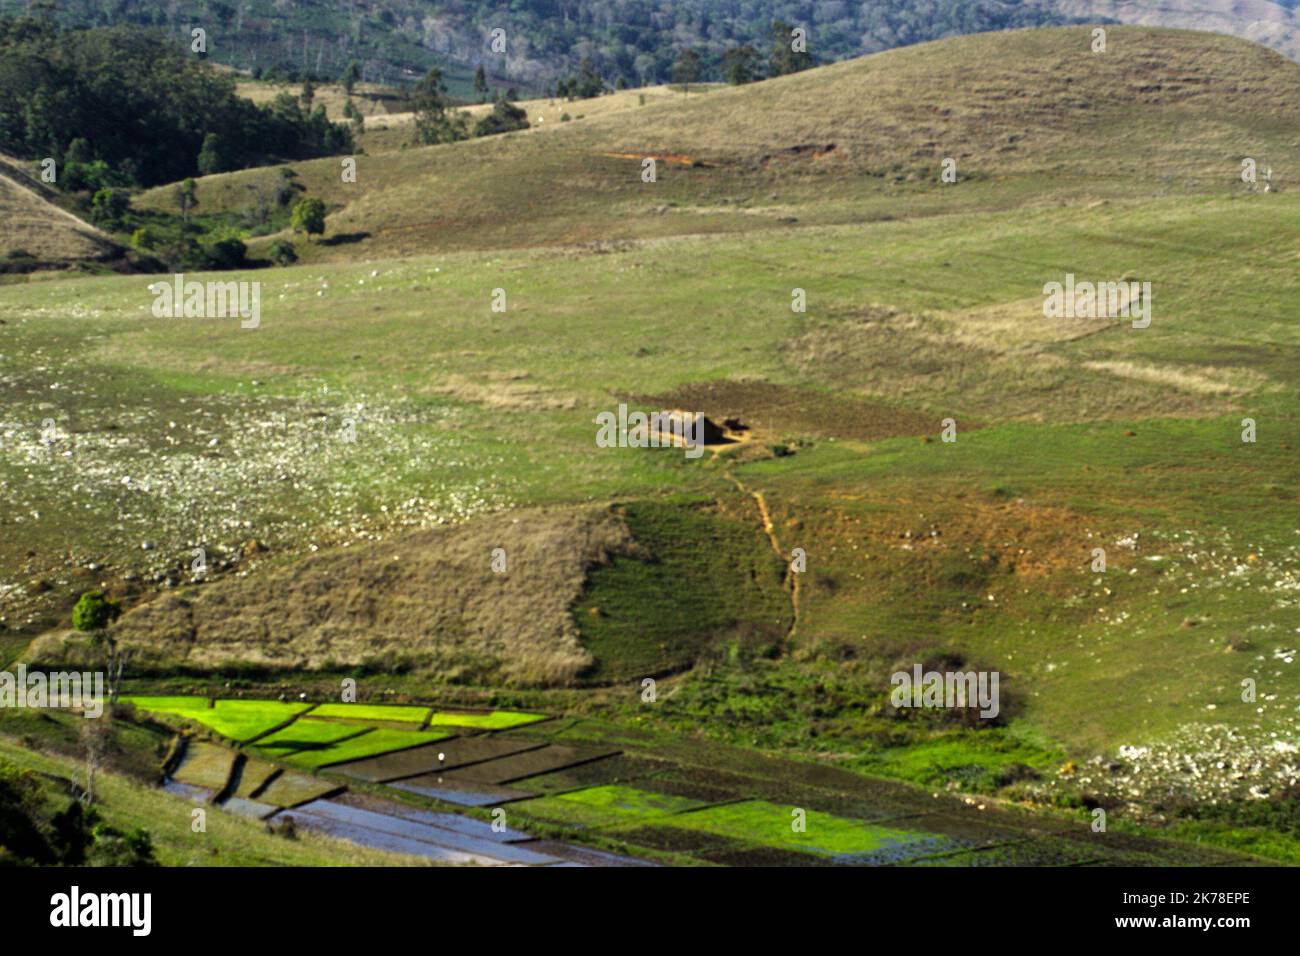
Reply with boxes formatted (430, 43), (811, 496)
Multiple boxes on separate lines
(320, 231), (371, 247)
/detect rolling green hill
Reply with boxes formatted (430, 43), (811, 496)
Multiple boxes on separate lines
(137, 27), (1300, 264)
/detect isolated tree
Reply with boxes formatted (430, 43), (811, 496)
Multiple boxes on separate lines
(411, 67), (469, 144)
(176, 177), (198, 221)
(101, 637), (133, 705)
(79, 719), (108, 806)
(722, 44), (762, 85)
(342, 99), (365, 134)
(275, 167), (305, 208)
(196, 132), (225, 175)
(72, 590), (121, 632)
(339, 60), (361, 97)
(671, 49), (702, 93)
(291, 196), (326, 238)
(300, 77), (315, 110)
(473, 64), (489, 102)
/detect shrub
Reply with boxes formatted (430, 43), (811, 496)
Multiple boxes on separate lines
(89, 188), (129, 227)
(269, 239), (297, 266)
(71, 591), (121, 632)
(129, 227), (156, 251)
(290, 197), (326, 238)
(204, 236), (247, 269)
(473, 99), (529, 137)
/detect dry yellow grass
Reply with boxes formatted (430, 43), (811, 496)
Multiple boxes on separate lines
(586, 26), (1300, 172)
(137, 27), (1300, 264)
(426, 371), (581, 411)
(356, 84), (717, 153)
(236, 80), (401, 119)
(1082, 359), (1269, 395)
(37, 507), (645, 686)
(0, 152), (120, 262)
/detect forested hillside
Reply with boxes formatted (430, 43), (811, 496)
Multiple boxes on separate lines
(0, 16), (353, 186)
(1, 0), (1094, 92)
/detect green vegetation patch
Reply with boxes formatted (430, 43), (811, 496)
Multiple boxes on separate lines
(305, 728), (451, 769)
(425, 710), (548, 730)
(513, 784), (707, 829)
(248, 720), (371, 766)
(667, 800), (944, 861)
(124, 696), (311, 742)
(308, 703), (431, 723)
(576, 500), (791, 682)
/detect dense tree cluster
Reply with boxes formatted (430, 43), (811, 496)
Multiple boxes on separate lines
(0, 16), (354, 188)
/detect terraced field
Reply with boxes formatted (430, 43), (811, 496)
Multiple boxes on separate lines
(123, 695), (1266, 865)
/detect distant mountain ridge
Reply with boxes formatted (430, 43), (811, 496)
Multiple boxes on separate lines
(1058, 0), (1300, 59)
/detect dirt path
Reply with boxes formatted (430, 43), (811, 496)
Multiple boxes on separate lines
(722, 469), (800, 643)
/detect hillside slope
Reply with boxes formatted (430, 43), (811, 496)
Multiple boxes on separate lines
(137, 27), (1300, 263)
(0, 152), (122, 267)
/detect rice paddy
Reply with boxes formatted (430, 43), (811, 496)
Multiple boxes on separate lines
(425, 710), (549, 730)
(308, 703), (431, 723)
(124, 696), (312, 742)
(119, 693), (1268, 866)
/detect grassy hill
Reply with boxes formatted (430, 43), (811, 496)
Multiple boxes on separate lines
(4, 26), (1299, 862)
(138, 27), (1300, 264)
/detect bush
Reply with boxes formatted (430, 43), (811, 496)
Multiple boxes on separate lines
(129, 227), (156, 251)
(290, 197), (326, 237)
(71, 591), (121, 632)
(88, 822), (157, 867)
(473, 99), (529, 137)
(89, 188), (129, 227)
(268, 239), (297, 266)
(204, 236), (247, 269)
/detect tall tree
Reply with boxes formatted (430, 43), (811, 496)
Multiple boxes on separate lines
(339, 60), (361, 97)
(411, 66), (468, 144)
(721, 44), (761, 85)
(671, 48), (701, 93)
(176, 178), (198, 222)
